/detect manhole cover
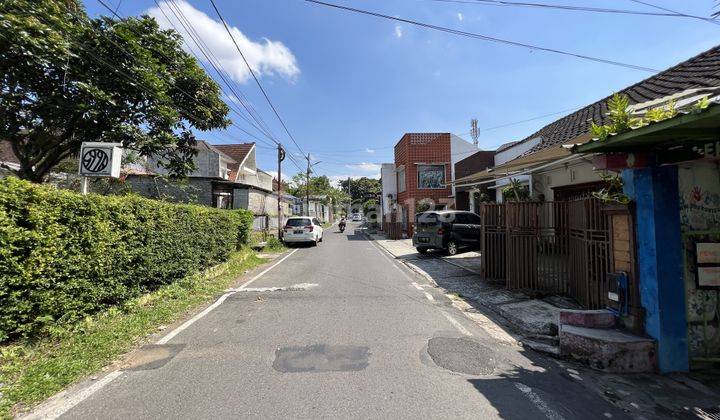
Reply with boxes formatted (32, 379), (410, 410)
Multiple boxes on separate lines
(273, 344), (370, 373)
(427, 337), (497, 375)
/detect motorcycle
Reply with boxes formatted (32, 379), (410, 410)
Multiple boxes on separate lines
(339, 220), (346, 233)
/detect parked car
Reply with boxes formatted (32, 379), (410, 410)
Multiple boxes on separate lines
(412, 210), (481, 255)
(282, 216), (324, 246)
(351, 213), (362, 222)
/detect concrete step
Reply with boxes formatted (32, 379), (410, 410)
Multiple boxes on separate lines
(559, 325), (656, 373)
(559, 309), (616, 329)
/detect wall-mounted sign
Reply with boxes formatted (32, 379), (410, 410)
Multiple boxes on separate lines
(78, 142), (122, 178)
(695, 242), (720, 288)
(658, 139), (720, 165)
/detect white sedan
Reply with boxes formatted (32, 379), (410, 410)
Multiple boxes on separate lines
(282, 216), (324, 246)
(351, 213), (362, 222)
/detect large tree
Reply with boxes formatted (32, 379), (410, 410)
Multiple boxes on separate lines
(338, 177), (381, 203)
(0, 0), (229, 182)
(288, 173), (349, 205)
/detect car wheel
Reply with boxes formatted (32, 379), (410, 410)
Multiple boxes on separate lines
(446, 240), (459, 256)
(319, 234), (323, 242)
(417, 247), (428, 254)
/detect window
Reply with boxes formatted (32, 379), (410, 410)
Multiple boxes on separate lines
(417, 165), (445, 189)
(286, 218), (311, 227)
(397, 169), (406, 193)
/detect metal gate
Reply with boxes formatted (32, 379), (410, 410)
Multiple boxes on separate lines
(480, 197), (611, 308)
(568, 198), (612, 309)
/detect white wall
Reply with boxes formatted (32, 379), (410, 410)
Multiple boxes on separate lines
(531, 161), (604, 201)
(492, 137), (542, 202)
(380, 163), (397, 220)
(495, 137), (542, 166)
(450, 134), (478, 197)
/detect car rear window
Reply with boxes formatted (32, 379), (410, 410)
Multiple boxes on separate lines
(416, 213), (439, 227)
(286, 218), (311, 227)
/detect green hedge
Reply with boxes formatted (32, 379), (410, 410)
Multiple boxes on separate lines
(0, 177), (253, 341)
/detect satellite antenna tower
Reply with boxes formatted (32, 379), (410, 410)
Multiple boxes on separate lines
(470, 118), (479, 147)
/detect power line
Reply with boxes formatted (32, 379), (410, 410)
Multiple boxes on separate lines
(94, 0), (280, 148)
(209, 0), (308, 159)
(303, 0), (660, 72)
(149, 0), (282, 146)
(428, 0), (713, 21)
(627, 0), (720, 26)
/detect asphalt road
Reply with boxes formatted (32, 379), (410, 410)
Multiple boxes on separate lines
(59, 222), (628, 419)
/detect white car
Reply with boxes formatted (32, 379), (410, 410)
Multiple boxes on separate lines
(282, 216), (324, 246)
(351, 213), (362, 222)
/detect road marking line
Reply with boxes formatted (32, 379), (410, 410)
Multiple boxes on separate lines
(158, 248), (298, 344)
(24, 249), (298, 420)
(228, 282), (318, 293)
(514, 382), (565, 420)
(424, 292), (435, 301)
(441, 311), (472, 336)
(23, 371), (123, 420)
(411, 282), (424, 290)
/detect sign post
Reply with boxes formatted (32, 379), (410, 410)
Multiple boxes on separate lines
(78, 142), (123, 194)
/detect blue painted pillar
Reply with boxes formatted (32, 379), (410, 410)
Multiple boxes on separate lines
(622, 166), (688, 373)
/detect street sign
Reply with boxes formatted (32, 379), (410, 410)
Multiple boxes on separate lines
(79, 142), (122, 178)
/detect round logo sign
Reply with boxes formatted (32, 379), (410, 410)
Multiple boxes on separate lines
(81, 149), (110, 173)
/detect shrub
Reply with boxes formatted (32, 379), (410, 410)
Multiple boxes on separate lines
(0, 177), (253, 340)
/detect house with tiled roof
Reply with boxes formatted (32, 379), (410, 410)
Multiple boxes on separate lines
(455, 45), (720, 374)
(455, 45), (720, 202)
(124, 141), (292, 229)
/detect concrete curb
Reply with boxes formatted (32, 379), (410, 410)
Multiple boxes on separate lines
(364, 230), (562, 357)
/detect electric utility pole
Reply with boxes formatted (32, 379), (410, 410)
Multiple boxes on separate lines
(304, 154), (321, 217)
(277, 144), (285, 237)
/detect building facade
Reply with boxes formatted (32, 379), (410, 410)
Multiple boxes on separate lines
(393, 133), (476, 236)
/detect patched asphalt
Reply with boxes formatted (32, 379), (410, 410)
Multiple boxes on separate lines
(61, 223), (631, 419)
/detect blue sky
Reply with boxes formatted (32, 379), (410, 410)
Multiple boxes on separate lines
(83, 0), (720, 184)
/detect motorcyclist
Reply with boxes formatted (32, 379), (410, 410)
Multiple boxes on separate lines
(339, 216), (347, 232)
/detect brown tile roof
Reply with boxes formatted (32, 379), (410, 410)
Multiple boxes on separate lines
(214, 143), (254, 164)
(214, 143), (254, 182)
(519, 44), (720, 156)
(0, 140), (19, 165)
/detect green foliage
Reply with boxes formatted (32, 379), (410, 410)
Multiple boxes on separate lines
(591, 93), (692, 142)
(0, 0), (229, 182)
(592, 174), (631, 205)
(0, 248), (266, 418)
(339, 177), (381, 203)
(362, 199), (378, 215)
(287, 173), (349, 206)
(691, 96), (711, 113)
(0, 177), (252, 341)
(501, 179), (530, 201)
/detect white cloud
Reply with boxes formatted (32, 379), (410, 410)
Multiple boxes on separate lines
(345, 163), (381, 173)
(457, 12), (464, 21)
(365, 148), (375, 154)
(394, 25), (403, 38)
(148, 1), (299, 83)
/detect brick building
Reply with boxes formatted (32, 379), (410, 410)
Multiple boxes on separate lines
(453, 150), (495, 211)
(391, 133), (476, 236)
